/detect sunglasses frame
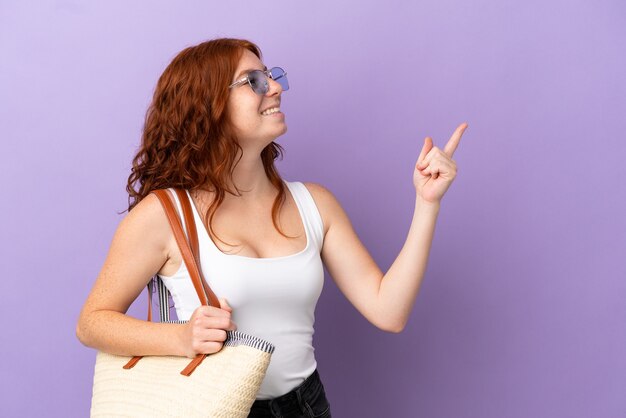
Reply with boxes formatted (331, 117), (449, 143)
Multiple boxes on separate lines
(228, 66), (288, 95)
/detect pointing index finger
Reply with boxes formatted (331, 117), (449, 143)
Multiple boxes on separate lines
(443, 122), (468, 157)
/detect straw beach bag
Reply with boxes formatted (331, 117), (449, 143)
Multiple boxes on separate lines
(90, 189), (275, 417)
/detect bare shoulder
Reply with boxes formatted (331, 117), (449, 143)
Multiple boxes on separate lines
(125, 193), (168, 231)
(118, 192), (173, 255)
(302, 181), (347, 237)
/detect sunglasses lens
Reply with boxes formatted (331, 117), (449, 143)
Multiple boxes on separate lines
(270, 67), (289, 91)
(249, 70), (269, 94)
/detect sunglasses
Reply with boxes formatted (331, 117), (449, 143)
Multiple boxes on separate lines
(228, 67), (289, 95)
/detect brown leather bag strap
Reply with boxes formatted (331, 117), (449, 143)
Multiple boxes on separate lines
(143, 189), (219, 325)
(173, 188), (219, 308)
(123, 188), (218, 375)
(174, 189), (200, 261)
(154, 189), (212, 306)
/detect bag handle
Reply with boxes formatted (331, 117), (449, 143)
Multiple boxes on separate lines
(173, 189), (217, 306)
(152, 189), (218, 323)
(123, 188), (220, 376)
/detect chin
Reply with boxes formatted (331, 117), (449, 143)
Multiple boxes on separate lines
(272, 124), (288, 139)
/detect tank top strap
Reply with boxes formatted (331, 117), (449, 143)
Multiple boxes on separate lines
(284, 180), (325, 251)
(162, 188), (190, 242)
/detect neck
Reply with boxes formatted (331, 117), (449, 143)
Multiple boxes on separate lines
(227, 151), (275, 201)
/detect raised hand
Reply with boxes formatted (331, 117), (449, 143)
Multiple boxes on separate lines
(413, 122), (468, 204)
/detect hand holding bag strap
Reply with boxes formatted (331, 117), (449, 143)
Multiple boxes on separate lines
(159, 189), (220, 376)
(123, 189), (219, 376)
(162, 189), (225, 376)
(173, 188), (218, 308)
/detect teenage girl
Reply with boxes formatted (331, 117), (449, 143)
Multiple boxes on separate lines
(76, 37), (467, 418)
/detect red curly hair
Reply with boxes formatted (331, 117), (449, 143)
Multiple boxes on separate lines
(125, 38), (293, 248)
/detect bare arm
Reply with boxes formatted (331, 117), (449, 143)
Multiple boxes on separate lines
(309, 125), (465, 333)
(76, 193), (235, 358)
(308, 183), (439, 333)
(377, 198), (440, 331)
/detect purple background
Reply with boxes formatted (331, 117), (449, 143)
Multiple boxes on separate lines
(1, 0), (624, 416)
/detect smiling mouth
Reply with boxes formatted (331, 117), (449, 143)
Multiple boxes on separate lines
(260, 107), (281, 116)
(261, 111), (284, 117)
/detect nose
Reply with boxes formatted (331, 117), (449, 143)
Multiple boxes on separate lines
(265, 76), (283, 96)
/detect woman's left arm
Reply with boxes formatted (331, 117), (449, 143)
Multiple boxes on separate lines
(310, 122), (468, 333)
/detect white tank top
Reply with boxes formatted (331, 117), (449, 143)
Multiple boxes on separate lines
(157, 180), (325, 399)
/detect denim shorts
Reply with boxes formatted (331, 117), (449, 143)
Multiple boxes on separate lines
(247, 369), (332, 418)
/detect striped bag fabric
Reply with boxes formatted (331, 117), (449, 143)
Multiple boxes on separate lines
(90, 189), (275, 417)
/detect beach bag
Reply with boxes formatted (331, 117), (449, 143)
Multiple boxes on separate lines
(90, 189), (274, 417)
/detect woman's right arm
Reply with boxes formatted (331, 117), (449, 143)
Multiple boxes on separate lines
(75, 193), (236, 358)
